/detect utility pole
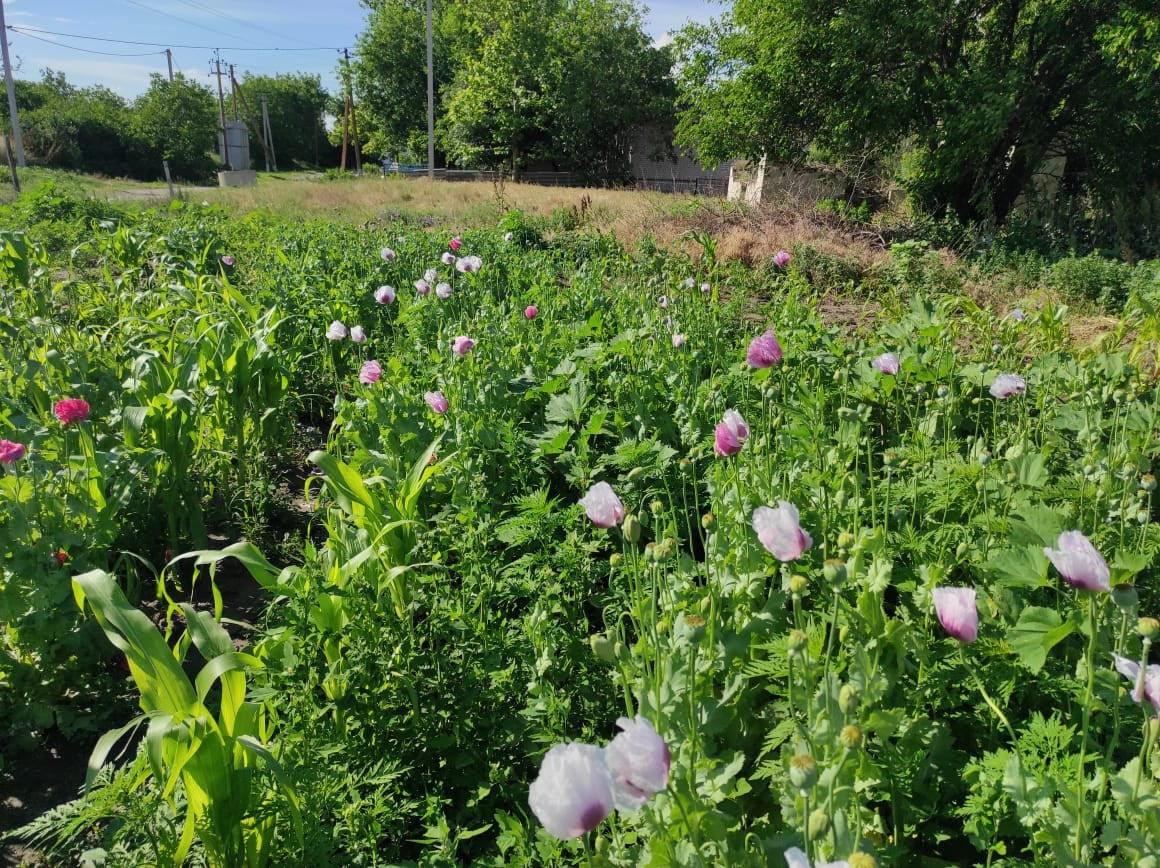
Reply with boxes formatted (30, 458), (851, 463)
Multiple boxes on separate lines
(228, 63), (239, 121)
(342, 48), (361, 175)
(210, 49), (228, 168)
(0, 0), (27, 168)
(260, 94), (276, 172)
(425, 0), (434, 180)
(165, 48), (173, 81)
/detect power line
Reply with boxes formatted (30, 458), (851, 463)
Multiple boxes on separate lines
(10, 29), (167, 58)
(167, 0), (317, 49)
(122, 0), (252, 43)
(6, 25), (345, 53)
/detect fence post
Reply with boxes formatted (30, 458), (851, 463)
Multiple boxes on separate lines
(163, 160), (175, 200)
(3, 134), (18, 195)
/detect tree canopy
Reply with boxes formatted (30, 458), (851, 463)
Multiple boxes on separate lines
(353, 0), (673, 181)
(675, 0), (1160, 250)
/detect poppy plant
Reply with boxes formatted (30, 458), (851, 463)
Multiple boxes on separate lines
(0, 439), (25, 464)
(359, 360), (382, 384)
(604, 716), (670, 811)
(451, 336), (475, 357)
(714, 409), (749, 456)
(579, 481), (624, 528)
(753, 501), (812, 562)
(424, 391), (449, 414)
(989, 373), (1027, 399)
(747, 330), (783, 368)
(932, 587), (979, 642)
(872, 352), (900, 375)
(1044, 530), (1109, 592)
(53, 398), (90, 425)
(527, 742), (614, 840)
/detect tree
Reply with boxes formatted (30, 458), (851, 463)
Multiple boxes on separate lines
(353, 0), (465, 162)
(238, 73), (330, 168)
(675, 0), (1160, 239)
(129, 73), (218, 181)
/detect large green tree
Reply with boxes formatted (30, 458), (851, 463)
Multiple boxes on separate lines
(354, 0), (673, 180)
(237, 72), (330, 168)
(129, 73), (219, 181)
(675, 0), (1160, 242)
(12, 70), (130, 175)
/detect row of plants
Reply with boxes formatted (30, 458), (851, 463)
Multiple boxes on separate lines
(1, 194), (1159, 865)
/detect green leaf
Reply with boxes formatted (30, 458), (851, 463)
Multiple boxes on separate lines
(1007, 606), (1076, 672)
(982, 545), (1050, 589)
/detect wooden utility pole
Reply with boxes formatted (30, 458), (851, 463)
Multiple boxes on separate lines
(342, 48), (361, 175)
(228, 63), (238, 121)
(260, 94), (277, 172)
(4, 133), (19, 194)
(211, 50), (228, 168)
(0, 0), (26, 168)
(166, 48), (174, 81)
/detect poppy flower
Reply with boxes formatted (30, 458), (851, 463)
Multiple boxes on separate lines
(746, 330), (783, 368)
(424, 391), (449, 414)
(872, 352), (900, 375)
(325, 321), (348, 341)
(0, 439), (25, 464)
(714, 409), (749, 457)
(359, 360), (382, 384)
(374, 285), (396, 304)
(1044, 531), (1109, 592)
(932, 587), (979, 642)
(604, 716), (669, 811)
(451, 336), (475, 356)
(989, 374), (1026, 399)
(753, 501), (812, 562)
(528, 742), (614, 840)
(53, 398), (90, 425)
(579, 481), (624, 528)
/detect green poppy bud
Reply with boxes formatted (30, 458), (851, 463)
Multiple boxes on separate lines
(823, 559), (847, 586)
(701, 512), (716, 530)
(849, 854), (878, 868)
(622, 514), (642, 544)
(589, 634), (616, 663)
(787, 629), (809, 656)
(807, 808), (830, 840)
(1111, 584), (1139, 614)
(840, 724), (863, 749)
(1139, 617), (1160, 640)
(789, 574), (809, 596)
(839, 683), (859, 715)
(836, 531), (855, 550)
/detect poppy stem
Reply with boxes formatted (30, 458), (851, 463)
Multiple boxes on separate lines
(1074, 592), (1099, 860)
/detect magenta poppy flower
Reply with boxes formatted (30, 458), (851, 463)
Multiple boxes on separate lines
(449, 236), (462, 252)
(220, 254), (235, 267)
(325, 320), (348, 341)
(451, 336), (475, 357)
(374, 285), (396, 304)
(525, 305), (538, 319)
(753, 501), (812, 562)
(932, 587), (979, 642)
(746, 330), (783, 368)
(989, 373), (1027, 399)
(672, 333), (686, 348)
(435, 282), (453, 299)
(872, 352), (900, 375)
(714, 409), (749, 457)
(53, 398), (90, 425)
(349, 325), (367, 343)
(424, 391), (449, 414)
(359, 360), (382, 384)
(1112, 654), (1160, 715)
(528, 742), (614, 840)
(579, 481), (624, 528)
(0, 439), (26, 464)
(773, 250), (791, 267)
(604, 716), (670, 811)
(414, 279), (431, 295)
(380, 247), (395, 262)
(1044, 531), (1110, 592)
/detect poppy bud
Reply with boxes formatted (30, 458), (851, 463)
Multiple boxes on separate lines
(807, 808), (830, 840)
(1139, 617), (1160, 640)
(1111, 584), (1139, 614)
(840, 724), (863, 749)
(849, 854), (878, 868)
(590, 635), (617, 663)
(701, 512), (716, 530)
(787, 629), (809, 656)
(823, 559), (847, 586)
(839, 683), (859, 715)
(836, 531), (855, 550)
(789, 754), (817, 791)
(789, 574), (808, 596)
(622, 514), (642, 544)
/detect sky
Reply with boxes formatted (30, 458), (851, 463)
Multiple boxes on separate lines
(3, 0), (722, 100)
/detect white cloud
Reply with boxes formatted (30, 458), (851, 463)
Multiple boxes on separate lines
(21, 58), (171, 99)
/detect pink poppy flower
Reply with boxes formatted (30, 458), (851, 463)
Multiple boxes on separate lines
(53, 398), (90, 425)
(359, 360), (382, 384)
(528, 742), (614, 840)
(374, 285), (396, 304)
(1044, 531), (1110, 592)
(424, 391), (449, 414)
(1112, 654), (1160, 715)
(773, 250), (791, 267)
(753, 501), (812, 562)
(504, 232), (514, 242)
(456, 255), (482, 273)
(714, 409), (749, 457)
(414, 279), (431, 295)
(424, 267), (438, 282)
(579, 481), (624, 528)
(325, 320), (348, 340)
(220, 254), (235, 267)
(350, 325), (367, 343)
(380, 247), (395, 262)
(872, 352), (900, 375)
(435, 282), (453, 299)
(746, 330), (783, 368)
(700, 282), (711, 293)
(989, 373), (1027, 399)
(932, 587), (979, 642)
(604, 716), (670, 811)
(441, 251), (456, 265)
(449, 236), (462, 252)
(451, 336), (475, 357)
(0, 439), (26, 464)
(672, 333), (686, 348)
(658, 295), (669, 310)
(525, 305), (538, 319)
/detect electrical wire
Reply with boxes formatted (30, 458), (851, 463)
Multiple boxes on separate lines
(167, 0), (317, 48)
(6, 25), (347, 53)
(11, 29), (167, 58)
(122, 0), (252, 43)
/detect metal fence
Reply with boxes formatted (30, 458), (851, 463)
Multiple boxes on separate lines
(380, 162), (727, 196)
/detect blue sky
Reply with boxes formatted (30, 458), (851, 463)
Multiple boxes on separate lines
(4, 0), (722, 100)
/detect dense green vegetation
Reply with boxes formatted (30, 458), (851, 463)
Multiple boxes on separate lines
(0, 183), (1159, 865)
